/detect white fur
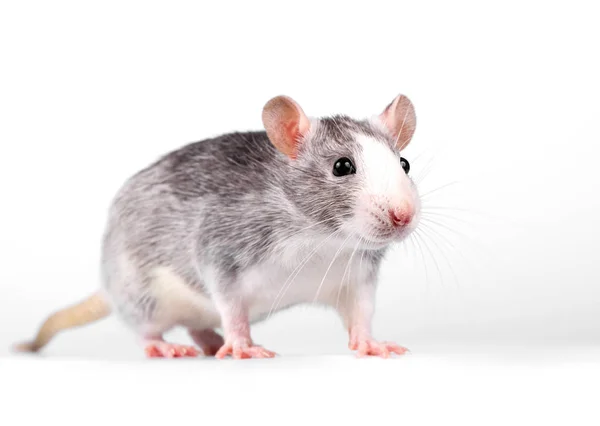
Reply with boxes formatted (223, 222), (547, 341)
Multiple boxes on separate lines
(147, 237), (372, 331)
(241, 240), (372, 321)
(349, 133), (418, 243)
(145, 267), (221, 333)
(359, 133), (406, 201)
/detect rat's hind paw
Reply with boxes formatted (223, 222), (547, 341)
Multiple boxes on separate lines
(144, 340), (200, 358)
(189, 329), (225, 357)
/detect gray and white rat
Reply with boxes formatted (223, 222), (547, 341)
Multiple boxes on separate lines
(15, 93), (420, 359)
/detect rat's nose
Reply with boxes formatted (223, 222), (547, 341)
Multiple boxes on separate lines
(389, 204), (413, 227)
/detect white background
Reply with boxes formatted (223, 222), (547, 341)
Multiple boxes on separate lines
(1, 1), (599, 424)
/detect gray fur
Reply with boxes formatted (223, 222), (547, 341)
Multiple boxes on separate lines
(100, 115), (399, 331)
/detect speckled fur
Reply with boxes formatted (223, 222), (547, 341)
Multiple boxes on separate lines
(100, 108), (419, 338)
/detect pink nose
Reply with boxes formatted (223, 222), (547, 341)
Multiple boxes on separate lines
(389, 206), (413, 227)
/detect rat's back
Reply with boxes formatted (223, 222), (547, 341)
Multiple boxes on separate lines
(99, 130), (286, 331)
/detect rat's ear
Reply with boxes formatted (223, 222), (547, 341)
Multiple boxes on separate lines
(378, 94), (417, 150)
(262, 95), (311, 159)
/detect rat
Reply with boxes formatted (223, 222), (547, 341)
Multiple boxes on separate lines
(14, 93), (420, 359)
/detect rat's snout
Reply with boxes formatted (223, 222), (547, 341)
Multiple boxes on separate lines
(358, 194), (417, 244)
(389, 202), (414, 228)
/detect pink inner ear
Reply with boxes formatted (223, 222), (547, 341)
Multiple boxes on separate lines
(285, 115), (310, 159)
(263, 95), (311, 159)
(289, 112), (310, 141)
(379, 95), (416, 150)
(284, 120), (299, 142)
(284, 121), (301, 158)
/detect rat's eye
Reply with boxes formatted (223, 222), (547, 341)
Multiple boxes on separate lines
(400, 157), (410, 174)
(333, 157), (356, 177)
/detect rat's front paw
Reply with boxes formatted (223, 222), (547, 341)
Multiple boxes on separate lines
(349, 337), (409, 358)
(215, 339), (277, 360)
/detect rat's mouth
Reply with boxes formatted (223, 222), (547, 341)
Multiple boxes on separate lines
(350, 207), (420, 249)
(361, 219), (419, 247)
(359, 229), (406, 248)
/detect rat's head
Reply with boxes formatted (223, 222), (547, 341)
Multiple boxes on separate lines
(263, 94), (420, 249)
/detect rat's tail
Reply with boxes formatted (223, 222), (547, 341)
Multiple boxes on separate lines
(13, 291), (111, 353)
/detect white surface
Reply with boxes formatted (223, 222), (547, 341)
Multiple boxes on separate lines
(2, 347), (600, 425)
(0, 0), (599, 423)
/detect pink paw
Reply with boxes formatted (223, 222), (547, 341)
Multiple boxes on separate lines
(215, 340), (277, 360)
(349, 338), (409, 358)
(144, 341), (200, 358)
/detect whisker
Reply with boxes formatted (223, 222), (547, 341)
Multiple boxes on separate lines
(414, 154), (437, 186)
(290, 216), (347, 235)
(411, 151), (433, 182)
(419, 216), (492, 259)
(392, 230), (411, 263)
(419, 220), (486, 280)
(418, 220), (464, 258)
(267, 229), (341, 320)
(419, 180), (462, 199)
(421, 205), (474, 213)
(420, 210), (473, 227)
(313, 232), (354, 303)
(422, 204), (521, 228)
(404, 233), (416, 273)
(417, 224), (461, 290)
(409, 148), (428, 164)
(256, 213), (353, 265)
(419, 215), (473, 241)
(414, 228), (445, 288)
(336, 236), (362, 311)
(422, 218), (474, 278)
(352, 233), (371, 310)
(410, 231), (430, 296)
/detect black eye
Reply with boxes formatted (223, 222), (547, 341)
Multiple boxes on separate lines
(400, 157), (410, 174)
(333, 157), (356, 177)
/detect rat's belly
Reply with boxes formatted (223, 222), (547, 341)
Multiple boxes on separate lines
(146, 245), (370, 329)
(240, 249), (368, 320)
